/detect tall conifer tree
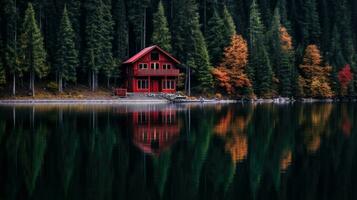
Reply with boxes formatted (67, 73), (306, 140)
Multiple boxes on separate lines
(3, 0), (21, 95)
(152, 1), (172, 52)
(248, 0), (273, 97)
(172, 0), (213, 93)
(20, 3), (48, 96)
(56, 6), (79, 92)
(206, 11), (225, 66)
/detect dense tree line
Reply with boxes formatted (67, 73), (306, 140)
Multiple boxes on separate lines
(0, 0), (357, 98)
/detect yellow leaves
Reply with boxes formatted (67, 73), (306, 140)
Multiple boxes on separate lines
(298, 45), (333, 98)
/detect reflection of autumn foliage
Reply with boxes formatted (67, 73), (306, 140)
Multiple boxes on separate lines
(338, 64), (353, 96)
(298, 45), (333, 98)
(214, 110), (234, 137)
(341, 105), (352, 137)
(300, 104), (332, 153)
(212, 34), (252, 96)
(214, 108), (253, 164)
(225, 134), (248, 164)
(280, 150), (292, 172)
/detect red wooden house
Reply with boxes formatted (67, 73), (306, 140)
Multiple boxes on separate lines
(122, 45), (180, 93)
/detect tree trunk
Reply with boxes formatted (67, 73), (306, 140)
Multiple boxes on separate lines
(107, 77), (110, 88)
(59, 73), (63, 93)
(12, 74), (16, 96)
(32, 72), (35, 97)
(91, 70), (95, 91)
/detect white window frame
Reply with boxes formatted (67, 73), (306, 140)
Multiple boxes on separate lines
(163, 64), (171, 70)
(151, 62), (159, 70)
(138, 63), (148, 69)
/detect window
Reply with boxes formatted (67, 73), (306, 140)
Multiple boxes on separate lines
(151, 63), (159, 70)
(138, 63), (148, 69)
(138, 79), (148, 89)
(163, 64), (171, 70)
(151, 51), (159, 60)
(162, 80), (175, 89)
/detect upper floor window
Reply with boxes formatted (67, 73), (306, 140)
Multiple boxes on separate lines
(139, 63), (148, 69)
(151, 51), (159, 61)
(163, 64), (171, 70)
(151, 63), (159, 70)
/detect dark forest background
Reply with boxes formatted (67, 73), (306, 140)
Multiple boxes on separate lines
(0, 0), (357, 98)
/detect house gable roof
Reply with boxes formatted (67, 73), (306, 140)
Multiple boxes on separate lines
(123, 45), (181, 64)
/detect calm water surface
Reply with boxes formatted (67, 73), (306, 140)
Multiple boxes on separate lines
(0, 103), (356, 200)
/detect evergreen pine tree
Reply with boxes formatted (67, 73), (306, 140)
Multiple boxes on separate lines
(3, 0), (22, 95)
(113, 0), (128, 83)
(56, 6), (79, 92)
(152, 0), (172, 52)
(248, 0), (273, 97)
(172, 0), (213, 93)
(0, 47), (5, 84)
(303, 0), (321, 44)
(101, 0), (116, 88)
(84, 0), (114, 90)
(221, 6), (236, 47)
(206, 11), (225, 66)
(127, 0), (150, 52)
(20, 3), (48, 96)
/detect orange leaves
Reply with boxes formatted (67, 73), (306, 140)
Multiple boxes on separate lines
(212, 68), (233, 94)
(298, 45), (333, 98)
(220, 34), (249, 69)
(279, 26), (293, 51)
(303, 45), (322, 66)
(212, 34), (252, 95)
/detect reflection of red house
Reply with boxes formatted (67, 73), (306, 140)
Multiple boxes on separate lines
(131, 109), (181, 155)
(123, 45), (181, 93)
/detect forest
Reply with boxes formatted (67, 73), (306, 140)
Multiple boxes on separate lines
(0, 0), (357, 98)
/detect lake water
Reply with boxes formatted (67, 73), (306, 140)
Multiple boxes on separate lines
(0, 103), (356, 200)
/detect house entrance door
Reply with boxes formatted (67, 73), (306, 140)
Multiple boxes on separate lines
(151, 79), (159, 92)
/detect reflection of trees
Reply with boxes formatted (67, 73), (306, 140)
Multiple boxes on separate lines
(84, 124), (116, 200)
(153, 150), (171, 198)
(299, 104), (332, 153)
(19, 126), (47, 195)
(55, 109), (79, 196)
(213, 106), (253, 165)
(164, 109), (213, 200)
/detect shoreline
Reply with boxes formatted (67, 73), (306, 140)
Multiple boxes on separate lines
(0, 97), (355, 105)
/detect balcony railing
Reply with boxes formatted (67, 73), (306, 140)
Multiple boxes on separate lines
(135, 69), (180, 76)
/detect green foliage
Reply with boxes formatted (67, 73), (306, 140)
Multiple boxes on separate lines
(248, 0), (273, 97)
(0, 58), (5, 85)
(221, 6), (236, 47)
(20, 3), (48, 95)
(83, 0), (114, 90)
(172, 0), (213, 93)
(302, 0), (321, 44)
(152, 1), (172, 52)
(113, 0), (129, 61)
(56, 6), (79, 88)
(206, 11), (225, 66)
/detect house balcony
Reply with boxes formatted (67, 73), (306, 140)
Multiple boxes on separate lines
(135, 69), (180, 77)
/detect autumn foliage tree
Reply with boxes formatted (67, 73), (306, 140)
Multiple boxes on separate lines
(338, 64), (353, 96)
(212, 34), (252, 96)
(298, 45), (333, 98)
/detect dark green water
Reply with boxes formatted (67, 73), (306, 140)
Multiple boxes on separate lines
(0, 103), (356, 200)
